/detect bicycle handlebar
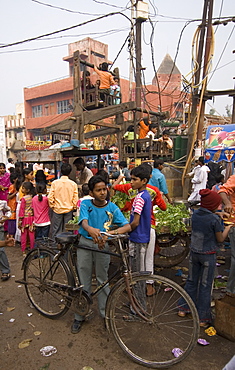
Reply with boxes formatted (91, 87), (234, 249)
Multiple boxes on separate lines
(100, 231), (127, 239)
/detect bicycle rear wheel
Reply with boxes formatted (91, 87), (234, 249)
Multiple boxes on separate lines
(106, 274), (199, 368)
(24, 247), (74, 319)
(155, 234), (190, 268)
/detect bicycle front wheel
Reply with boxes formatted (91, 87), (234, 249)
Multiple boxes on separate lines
(106, 274), (199, 368)
(24, 247), (74, 319)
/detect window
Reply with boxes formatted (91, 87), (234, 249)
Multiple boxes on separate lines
(44, 104), (49, 116)
(32, 105), (42, 118)
(57, 100), (70, 114)
(8, 131), (11, 139)
(50, 103), (54, 115)
(91, 50), (105, 59)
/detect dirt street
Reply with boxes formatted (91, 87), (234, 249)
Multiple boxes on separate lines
(1, 244), (235, 370)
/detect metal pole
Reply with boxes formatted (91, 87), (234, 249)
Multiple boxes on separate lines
(128, 0), (135, 121)
(135, 2), (142, 120)
(197, 0), (214, 141)
(186, 0), (209, 155)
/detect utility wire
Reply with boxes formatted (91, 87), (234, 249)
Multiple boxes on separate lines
(0, 28), (129, 54)
(214, 0), (224, 33)
(32, 0), (129, 14)
(0, 11), (131, 49)
(208, 24), (235, 84)
(110, 32), (131, 69)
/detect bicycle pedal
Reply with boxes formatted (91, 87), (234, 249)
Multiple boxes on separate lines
(84, 309), (94, 321)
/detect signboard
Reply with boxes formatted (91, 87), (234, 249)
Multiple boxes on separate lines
(25, 140), (52, 151)
(204, 124), (235, 163)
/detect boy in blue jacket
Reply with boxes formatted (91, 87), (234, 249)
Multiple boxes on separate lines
(178, 189), (232, 327)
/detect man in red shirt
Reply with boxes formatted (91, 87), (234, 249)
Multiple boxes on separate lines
(112, 169), (167, 296)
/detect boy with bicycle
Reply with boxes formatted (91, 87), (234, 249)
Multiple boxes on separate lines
(71, 175), (129, 334)
(72, 165), (151, 333)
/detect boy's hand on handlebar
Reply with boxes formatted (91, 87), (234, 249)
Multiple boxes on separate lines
(87, 226), (102, 244)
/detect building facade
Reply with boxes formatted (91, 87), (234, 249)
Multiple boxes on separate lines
(5, 103), (26, 159)
(23, 38), (188, 142)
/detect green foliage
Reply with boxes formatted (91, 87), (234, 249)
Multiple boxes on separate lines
(68, 216), (79, 224)
(154, 204), (190, 235)
(111, 191), (129, 209)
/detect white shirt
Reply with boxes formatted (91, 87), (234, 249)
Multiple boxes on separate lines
(6, 163), (14, 173)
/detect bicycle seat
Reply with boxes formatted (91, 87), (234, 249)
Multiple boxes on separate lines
(55, 232), (78, 244)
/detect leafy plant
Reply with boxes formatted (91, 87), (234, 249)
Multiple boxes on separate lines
(68, 216), (79, 224)
(111, 191), (129, 209)
(154, 204), (190, 235)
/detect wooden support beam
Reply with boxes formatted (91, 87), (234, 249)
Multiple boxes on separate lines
(85, 121), (121, 129)
(44, 118), (75, 133)
(84, 127), (120, 139)
(135, 107), (168, 118)
(83, 101), (136, 125)
(206, 89), (235, 97)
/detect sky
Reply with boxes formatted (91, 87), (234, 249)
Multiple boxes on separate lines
(0, 0), (234, 117)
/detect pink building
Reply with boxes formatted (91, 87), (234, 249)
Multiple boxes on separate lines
(24, 39), (187, 141)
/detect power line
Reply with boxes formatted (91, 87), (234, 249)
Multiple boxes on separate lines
(0, 11), (131, 49)
(208, 24), (235, 84)
(0, 28), (129, 54)
(91, 0), (130, 10)
(214, 0), (224, 33)
(32, 0), (129, 15)
(110, 32), (131, 69)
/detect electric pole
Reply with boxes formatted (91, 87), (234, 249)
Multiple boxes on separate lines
(197, 0), (214, 141)
(128, 0), (135, 122)
(135, 1), (148, 120)
(187, 0), (209, 158)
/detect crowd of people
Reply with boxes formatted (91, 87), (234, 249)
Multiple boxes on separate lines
(0, 154), (235, 345)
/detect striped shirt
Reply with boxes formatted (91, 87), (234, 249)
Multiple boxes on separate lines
(129, 189), (151, 244)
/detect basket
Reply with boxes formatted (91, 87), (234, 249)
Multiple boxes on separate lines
(65, 224), (80, 231)
(158, 225), (191, 235)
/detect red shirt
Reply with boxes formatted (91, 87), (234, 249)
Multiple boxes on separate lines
(113, 183), (166, 226)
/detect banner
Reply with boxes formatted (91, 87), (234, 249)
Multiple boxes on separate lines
(204, 124), (235, 163)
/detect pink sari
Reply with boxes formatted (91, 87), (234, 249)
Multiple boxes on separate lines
(0, 172), (10, 201)
(0, 171), (10, 231)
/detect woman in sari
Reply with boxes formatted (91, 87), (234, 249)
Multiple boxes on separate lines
(0, 163), (10, 202)
(0, 163), (11, 231)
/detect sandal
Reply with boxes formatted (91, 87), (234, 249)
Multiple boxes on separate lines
(1, 273), (10, 281)
(199, 321), (209, 328)
(177, 311), (186, 317)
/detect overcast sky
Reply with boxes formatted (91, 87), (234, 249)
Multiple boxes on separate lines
(0, 0), (234, 117)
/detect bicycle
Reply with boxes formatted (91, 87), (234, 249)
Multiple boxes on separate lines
(17, 232), (199, 368)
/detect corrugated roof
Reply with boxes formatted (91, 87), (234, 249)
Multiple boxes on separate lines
(157, 53), (181, 75)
